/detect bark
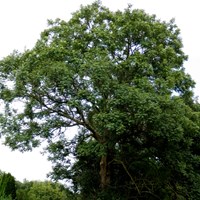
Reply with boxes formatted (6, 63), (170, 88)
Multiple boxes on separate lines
(99, 155), (110, 189)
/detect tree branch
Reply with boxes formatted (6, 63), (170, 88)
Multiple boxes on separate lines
(114, 159), (141, 195)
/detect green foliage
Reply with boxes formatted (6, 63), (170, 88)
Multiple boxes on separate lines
(0, 172), (16, 200)
(16, 180), (74, 200)
(15, 180), (33, 200)
(0, 1), (200, 199)
(27, 181), (68, 200)
(0, 196), (12, 200)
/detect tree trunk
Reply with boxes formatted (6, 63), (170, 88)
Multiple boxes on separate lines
(99, 155), (110, 189)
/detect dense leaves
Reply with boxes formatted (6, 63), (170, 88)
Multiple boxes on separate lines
(0, 172), (16, 200)
(16, 180), (74, 200)
(0, 1), (200, 199)
(0, 171), (75, 200)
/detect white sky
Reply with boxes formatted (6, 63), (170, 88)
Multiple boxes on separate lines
(0, 0), (199, 182)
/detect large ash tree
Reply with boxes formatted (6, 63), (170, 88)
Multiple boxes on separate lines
(1, 2), (200, 199)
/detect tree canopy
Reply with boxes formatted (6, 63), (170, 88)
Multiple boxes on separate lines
(0, 1), (200, 199)
(0, 171), (74, 200)
(0, 172), (16, 200)
(16, 180), (74, 200)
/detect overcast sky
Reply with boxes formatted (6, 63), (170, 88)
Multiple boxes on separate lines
(0, 0), (199, 182)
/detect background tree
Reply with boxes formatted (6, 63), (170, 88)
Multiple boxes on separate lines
(16, 180), (74, 200)
(0, 172), (16, 200)
(27, 181), (71, 200)
(0, 1), (200, 199)
(15, 180), (33, 200)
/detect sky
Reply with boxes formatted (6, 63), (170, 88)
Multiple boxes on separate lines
(0, 0), (199, 182)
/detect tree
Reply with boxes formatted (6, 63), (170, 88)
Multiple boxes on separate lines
(15, 180), (33, 200)
(0, 172), (16, 200)
(27, 181), (71, 200)
(16, 180), (75, 200)
(0, 1), (200, 199)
